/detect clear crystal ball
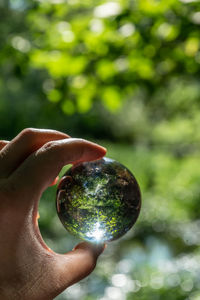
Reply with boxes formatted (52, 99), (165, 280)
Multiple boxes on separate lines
(56, 157), (141, 243)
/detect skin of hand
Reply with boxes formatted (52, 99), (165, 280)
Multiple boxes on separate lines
(0, 128), (107, 300)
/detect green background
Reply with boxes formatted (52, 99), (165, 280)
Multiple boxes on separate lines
(1, 0), (200, 299)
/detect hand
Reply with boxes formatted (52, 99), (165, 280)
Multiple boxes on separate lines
(0, 128), (107, 300)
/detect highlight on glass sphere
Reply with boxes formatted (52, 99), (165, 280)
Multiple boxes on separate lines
(56, 157), (141, 243)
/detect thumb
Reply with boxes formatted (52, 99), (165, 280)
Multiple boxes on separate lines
(52, 242), (105, 291)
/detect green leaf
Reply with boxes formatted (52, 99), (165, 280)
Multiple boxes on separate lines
(47, 89), (61, 103)
(61, 100), (75, 115)
(102, 86), (121, 112)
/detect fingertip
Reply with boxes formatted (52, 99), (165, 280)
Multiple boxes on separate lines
(82, 141), (107, 162)
(68, 140), (107, 165)
(91, 142), (107, 156)
(73, 241), (105, 258)
(96, 145), (107, 156)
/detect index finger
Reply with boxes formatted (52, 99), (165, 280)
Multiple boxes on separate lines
(10, 138), (107, 208)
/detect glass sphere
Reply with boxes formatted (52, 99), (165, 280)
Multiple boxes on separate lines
(56, 157), (141, 243)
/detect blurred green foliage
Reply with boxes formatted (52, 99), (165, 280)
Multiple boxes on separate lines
(1, 0), (200, 299)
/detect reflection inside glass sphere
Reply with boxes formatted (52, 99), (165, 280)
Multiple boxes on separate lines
(56, 157), (141, 243)
(85, 222), (105, 241)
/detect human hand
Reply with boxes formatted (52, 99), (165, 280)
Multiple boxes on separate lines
(0, 128), (107, 300)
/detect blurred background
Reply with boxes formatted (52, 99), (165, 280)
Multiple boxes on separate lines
(1, 0), (200, 299)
